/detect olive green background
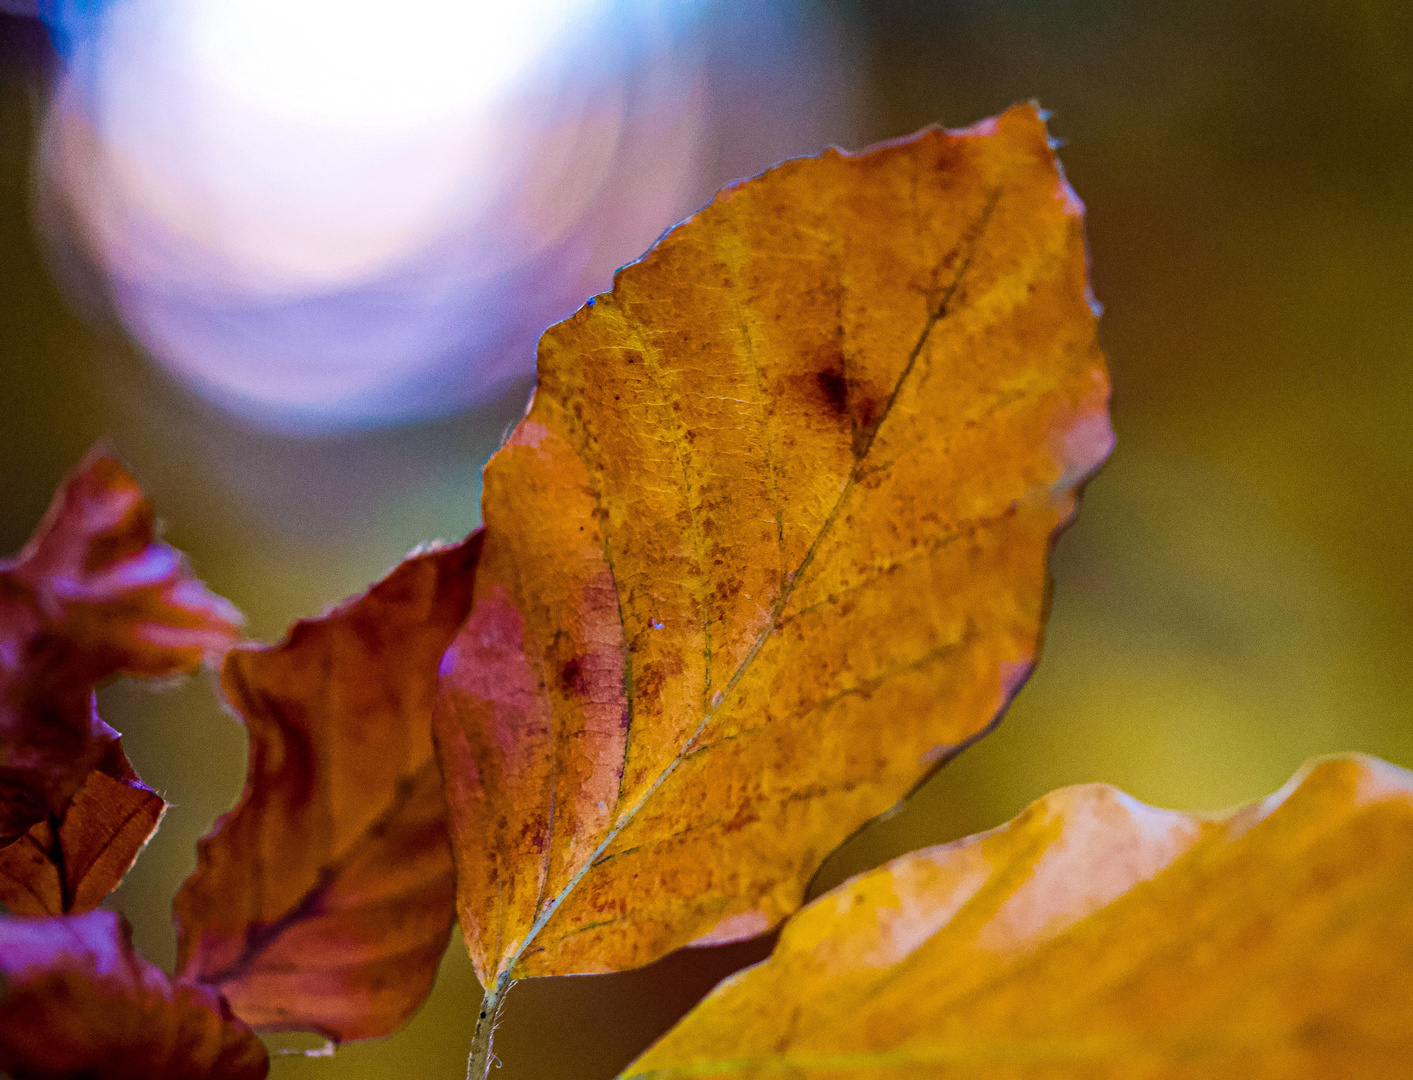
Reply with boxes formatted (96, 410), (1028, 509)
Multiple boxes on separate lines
(2, 3), (1411, 1076)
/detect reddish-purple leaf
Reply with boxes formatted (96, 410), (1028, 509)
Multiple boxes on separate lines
(0, 447), (240, 911)
(0, 909), (268, 1079)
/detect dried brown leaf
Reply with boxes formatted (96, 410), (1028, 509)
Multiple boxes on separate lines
(0, 742), (163, 914)
(173, 536), (481, 1042)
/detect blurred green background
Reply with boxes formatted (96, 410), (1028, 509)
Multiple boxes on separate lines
(3, 2), (1412, 1076)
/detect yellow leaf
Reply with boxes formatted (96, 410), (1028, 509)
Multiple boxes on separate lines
(623, 754), (1413, 1079)
(435, 103), (1110, 1007)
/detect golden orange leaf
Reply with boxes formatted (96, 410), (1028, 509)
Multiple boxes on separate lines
(173, 536), (480, 1042)
(0, 447), (240, 910)
(0, 910), (268, 1080)
(435, 99), (1110, 1021)
(622, 754), (1413, 1079)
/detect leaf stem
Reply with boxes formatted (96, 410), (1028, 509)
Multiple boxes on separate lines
(467, 978), (511, 1080)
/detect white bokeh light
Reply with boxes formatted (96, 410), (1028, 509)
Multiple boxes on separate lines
(188, 0), (603, 130)
(41, 1), (857, 431)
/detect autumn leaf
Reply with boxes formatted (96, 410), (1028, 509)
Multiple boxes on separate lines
(0, 908), (268, 1079)
(173, 536), (481, 1042)
(435, 98), (1110, 1031)
(622, 754), (1413, 1079)
(0, 447), (240, 912)
(0, 742), (164, 914)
